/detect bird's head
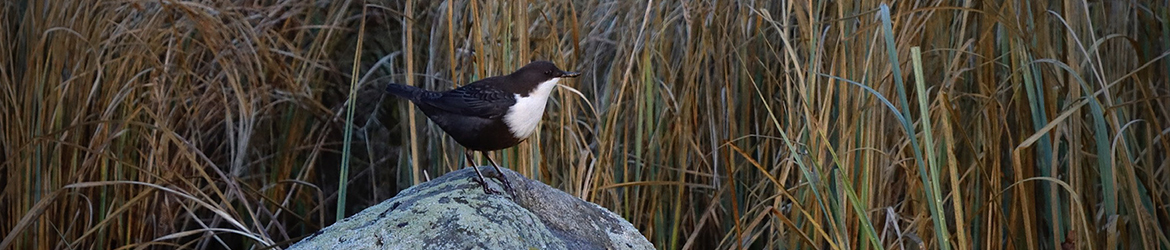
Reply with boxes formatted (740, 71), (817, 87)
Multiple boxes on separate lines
(512, 60), (579, 88)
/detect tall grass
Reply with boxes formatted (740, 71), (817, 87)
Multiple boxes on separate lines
(3, 0), (1168, 249)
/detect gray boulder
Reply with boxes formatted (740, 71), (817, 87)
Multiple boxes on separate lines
(288, 166), (653, 250)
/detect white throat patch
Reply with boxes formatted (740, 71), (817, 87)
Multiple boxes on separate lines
(504, 78), (559, 138)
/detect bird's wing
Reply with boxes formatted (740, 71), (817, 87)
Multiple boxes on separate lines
(418, 80), (515, 119)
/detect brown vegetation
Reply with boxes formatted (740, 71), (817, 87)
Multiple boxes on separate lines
(2, 0), (1168, 249)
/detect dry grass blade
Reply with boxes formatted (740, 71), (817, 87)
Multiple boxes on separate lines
(3, 0), (1168, 249)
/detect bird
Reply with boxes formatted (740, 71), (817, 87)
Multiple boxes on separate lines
(384, 60), (580, 195)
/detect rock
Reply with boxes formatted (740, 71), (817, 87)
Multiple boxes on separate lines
(288, 166), (653, 250)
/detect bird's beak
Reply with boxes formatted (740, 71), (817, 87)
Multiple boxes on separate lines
(559, 70), (581, 78)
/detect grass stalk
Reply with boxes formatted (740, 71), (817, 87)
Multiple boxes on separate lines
(336, 3), (368, 222)
(406, 0), (421, 187)
(881, 5), (950, 249)
(4, 1), (1168, 249)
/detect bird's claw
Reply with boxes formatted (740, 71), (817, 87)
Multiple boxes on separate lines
(493, 174), (516, 197)
(472, 176), (500, 195)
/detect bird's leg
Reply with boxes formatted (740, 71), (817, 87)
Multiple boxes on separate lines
(465, 151), (498, 194)
(481, 152), (516, 196)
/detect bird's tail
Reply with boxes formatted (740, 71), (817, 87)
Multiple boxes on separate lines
(384, 83), (428, 101)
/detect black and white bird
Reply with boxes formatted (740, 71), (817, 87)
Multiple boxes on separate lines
(385, 60), (580, 194)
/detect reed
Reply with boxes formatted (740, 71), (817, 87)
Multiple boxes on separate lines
(2, 0), (1167, 249)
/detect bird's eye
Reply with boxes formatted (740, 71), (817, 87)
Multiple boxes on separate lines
(544, 70), (552, 75)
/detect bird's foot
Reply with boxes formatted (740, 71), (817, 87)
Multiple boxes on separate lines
(493, 173), (516, 197)
(472, 175), (500, 195)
